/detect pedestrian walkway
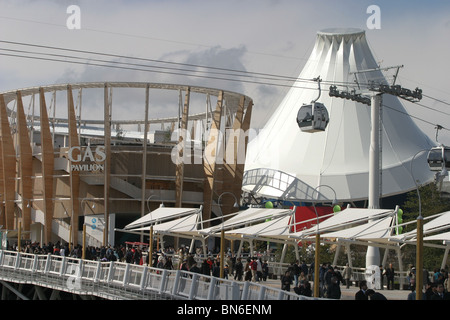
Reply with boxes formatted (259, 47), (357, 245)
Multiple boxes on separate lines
(260, 278), (410, 300)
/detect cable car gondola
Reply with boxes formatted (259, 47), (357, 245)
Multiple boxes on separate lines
(427, 145), (450, 172)
(296, 76), (329, 133)
(296, 101), (329, 133)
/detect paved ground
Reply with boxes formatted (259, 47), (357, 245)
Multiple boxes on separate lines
(261, 278), (411, 300)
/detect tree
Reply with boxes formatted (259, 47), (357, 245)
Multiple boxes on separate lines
(400, 183), (450, 270)
(402, 183), (450, 231)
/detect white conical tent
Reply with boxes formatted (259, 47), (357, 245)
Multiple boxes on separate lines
(244, 28), (436, 202)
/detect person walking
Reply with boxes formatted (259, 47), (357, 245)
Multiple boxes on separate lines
(385, 263), (395, 290)
(234, 257), (243, 281)
(261, 260), (269, 281)
(291, 260), (301, 287)
(250, 257), (258, 282)
(326, 276), (341, 299)
(342, 263), (352, 289)
(281, 270), (292, 292)
(256, 258), (263, 282)
(324, 266), (336, 294)
(244, 258), (252, 281)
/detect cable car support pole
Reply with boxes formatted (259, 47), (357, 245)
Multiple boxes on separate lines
(368, 93), (381, 210)
(329, 79), (423, 270)
(366, 93), (382, 268)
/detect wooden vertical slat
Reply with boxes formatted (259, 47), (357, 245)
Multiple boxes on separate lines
(0, 117), (4, 229)
(67, 85), (80, 247)
(221, 96), (246, 216)
(39, 88), (55, 244)
(202, 91), (223, 225)
(15, 91), (32, 235)
(0, 94), (16, 232)
(103, 84), (111, 246)
(140, 85), (150, 220)
(234, 100), (252, 193)
(175, 87), (190, 208)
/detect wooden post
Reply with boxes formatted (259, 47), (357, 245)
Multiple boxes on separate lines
(68, 85), (80, 247)
(17, 220), (21, 251)
(16, 91), (32, 237)
(148, 225), (154, 267)
(103, 84), (112, 246)
(202, 91), (224, 225)
(0, 95), (16, 232)
(140, 85), (150, 243)
(82, 224), (86, 260)
(175, 87), (190, 208)
(416, 216), (423, 300)
(39, 88), (55, 244)
(221, 96), (245, 216)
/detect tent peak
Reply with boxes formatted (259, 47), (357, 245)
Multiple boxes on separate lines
(318, 27), (365, 36)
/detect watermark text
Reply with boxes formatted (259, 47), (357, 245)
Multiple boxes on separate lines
(66, 5), (81, 30)
(366, 5), (381, 29)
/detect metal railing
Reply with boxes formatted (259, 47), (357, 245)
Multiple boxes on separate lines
(0, 250), (321, 300)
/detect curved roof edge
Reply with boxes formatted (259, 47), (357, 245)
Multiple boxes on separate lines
(0, 81), (253, 106)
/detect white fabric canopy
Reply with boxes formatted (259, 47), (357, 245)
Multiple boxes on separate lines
(318, 216), (395, 241)
(358, 211), (450, 245)
(124, 206), (201, 230)
(290, 207), (396, 239)
(224, 214), (294, 240)
(129, 213), (200, 234)
(123, 207), (294, 240)
(392, 211), (450, 242)
(219, 207), (397, 243)
(422, 211), (450, 235)
(424, 232), (450, 242)
(199, 207), (293, 235)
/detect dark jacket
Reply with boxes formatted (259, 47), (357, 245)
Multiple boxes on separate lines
(281, 274), (292, 291)
(327, 283), (341, 299)
(430, 292), (450, 300)
(355, 289), (368, 300)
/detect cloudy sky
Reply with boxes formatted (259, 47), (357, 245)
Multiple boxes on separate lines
(0, 0), (449, 143)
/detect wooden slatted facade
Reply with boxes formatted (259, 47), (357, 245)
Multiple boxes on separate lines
(0, 83), (252, 247)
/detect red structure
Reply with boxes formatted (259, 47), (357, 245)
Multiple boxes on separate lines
(290, 206), (337, 232)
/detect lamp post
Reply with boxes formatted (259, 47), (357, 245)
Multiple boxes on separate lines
(311, 185), (339, 298)
(217, 192), (239, 278)
(17, 220), (21, 252)
(82, 223), (86, 260)
(409, 149), (427, 301)
(146, 195), (157, 268)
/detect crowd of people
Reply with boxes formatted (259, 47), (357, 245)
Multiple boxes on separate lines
(280, 261), (342, 299)
(8, 240), (273, 282)
(172, 250), (271, 281)
(404, 266), (450, 300)
(281, 260), (450, 300)
(7, 240), (174, 265)
(8, 241), (450, 300)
